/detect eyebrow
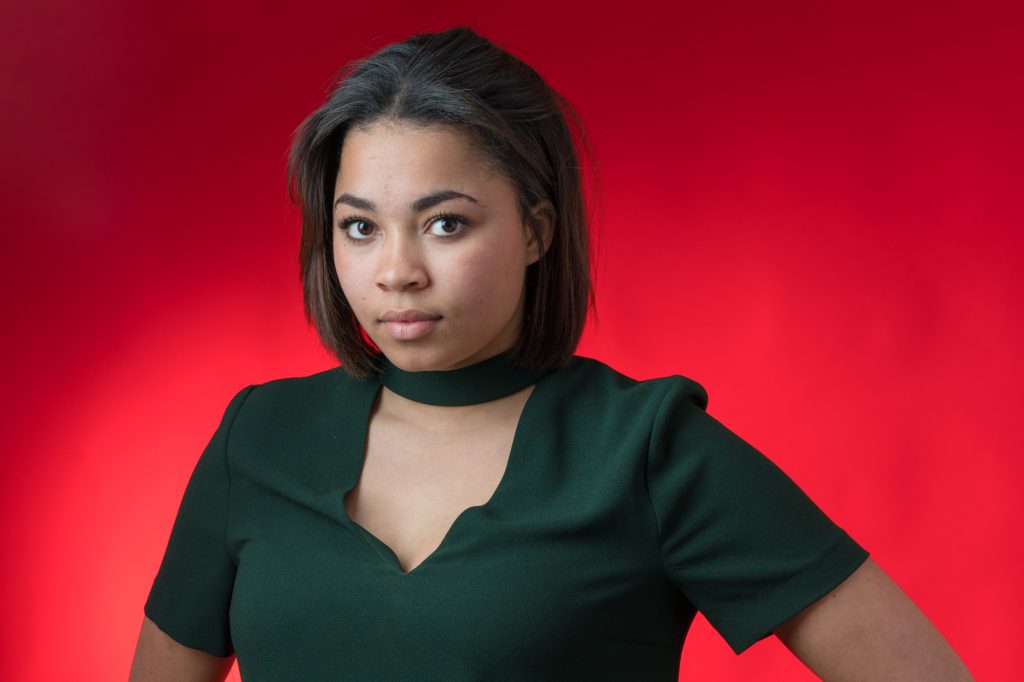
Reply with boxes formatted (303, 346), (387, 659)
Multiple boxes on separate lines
(333, 189), (479, 213)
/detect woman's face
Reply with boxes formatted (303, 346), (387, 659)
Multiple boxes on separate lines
(332, 120), (552, 372)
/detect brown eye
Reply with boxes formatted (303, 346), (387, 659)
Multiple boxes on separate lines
(337, 216), (375, 242)
(427, 213), (469, 237)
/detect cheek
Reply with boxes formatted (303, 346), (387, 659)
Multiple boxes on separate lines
(332, 248), (367, 306)
(449, 241), (524, 307)
(331, 246), (348, 290)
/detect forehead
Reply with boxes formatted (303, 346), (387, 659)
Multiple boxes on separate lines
(337, 121), (495, 181)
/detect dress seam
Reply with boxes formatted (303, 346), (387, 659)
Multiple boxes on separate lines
(224, 384), (258, 569)
(643, 376), (683, 583)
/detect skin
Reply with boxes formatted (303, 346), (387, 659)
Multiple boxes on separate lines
(128, 120), (554, 680)
(772, 557), (975, 680)
(128, 616), (234, 681)
(128, 118), (974, 680)
(331, 119), (554, 427)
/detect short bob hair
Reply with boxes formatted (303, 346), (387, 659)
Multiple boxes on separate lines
(287, 26), (598, 381)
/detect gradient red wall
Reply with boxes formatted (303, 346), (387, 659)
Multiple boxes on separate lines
(3, 1), (1019, 679)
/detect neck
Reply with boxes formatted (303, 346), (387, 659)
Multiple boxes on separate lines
(378, 382), (535, 435)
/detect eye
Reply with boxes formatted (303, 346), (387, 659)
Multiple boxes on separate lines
(336, 215), (375, 242)
(335, 212), (470, 243)
(427, 212), (469, 238)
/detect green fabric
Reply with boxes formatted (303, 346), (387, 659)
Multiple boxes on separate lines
(379, 349), (549, 406)
(144, 354), (869, 679)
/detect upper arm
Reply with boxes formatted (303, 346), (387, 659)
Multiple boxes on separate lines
(646, 377), (871, 654)
(143, 386), (256, 658)
(773, 557), (975, 681)
(128, 615), (235, 682)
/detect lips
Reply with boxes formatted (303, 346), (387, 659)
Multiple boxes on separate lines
(381, 317), (441, 341)
(380, 309), (442, 323)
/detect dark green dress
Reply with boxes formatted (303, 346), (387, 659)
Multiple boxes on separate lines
(144, 351), (869, 680)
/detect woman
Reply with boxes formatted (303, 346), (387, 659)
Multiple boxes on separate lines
(130, 26), (974, 681)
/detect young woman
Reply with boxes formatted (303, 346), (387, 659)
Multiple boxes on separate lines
(130, 26), (974, 681)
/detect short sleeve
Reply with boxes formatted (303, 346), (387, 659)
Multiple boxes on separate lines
(143, 384), (256, 657)
(646, 376), (870, 655)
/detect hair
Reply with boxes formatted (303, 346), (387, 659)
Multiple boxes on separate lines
(287, 26), (599, 380)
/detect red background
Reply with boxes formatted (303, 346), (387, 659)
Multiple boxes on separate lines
(3, 1), (1019, 679)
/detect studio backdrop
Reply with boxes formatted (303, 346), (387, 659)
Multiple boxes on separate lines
(1, 1), (1019, 679)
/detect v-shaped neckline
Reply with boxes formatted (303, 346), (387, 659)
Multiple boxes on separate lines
(335, 374), (546, 577)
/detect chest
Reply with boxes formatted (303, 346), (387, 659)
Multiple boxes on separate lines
(342, 390), (529, 574)
(225, 373), (688, 677)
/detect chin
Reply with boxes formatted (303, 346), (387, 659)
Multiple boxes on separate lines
(381, 347), (448, 371)
(392, 342), (496, 372)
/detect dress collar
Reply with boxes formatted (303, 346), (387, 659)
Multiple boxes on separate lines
(379, 350), (548, 406)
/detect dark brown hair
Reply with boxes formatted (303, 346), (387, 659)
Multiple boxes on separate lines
(287, 26), (599, 380)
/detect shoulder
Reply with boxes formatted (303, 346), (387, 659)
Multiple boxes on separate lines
(231, 365), (375, 422)
(563, 353), (709, 405)
(214, 366), (376, 461)
(554, 354), (710, 415)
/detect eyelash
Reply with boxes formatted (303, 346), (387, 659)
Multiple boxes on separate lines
(335, 212), (470, 243)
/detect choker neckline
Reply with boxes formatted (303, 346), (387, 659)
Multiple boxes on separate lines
(378, 350), (549, 406)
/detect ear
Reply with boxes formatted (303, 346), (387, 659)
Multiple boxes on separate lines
(524, 200), (556, 266)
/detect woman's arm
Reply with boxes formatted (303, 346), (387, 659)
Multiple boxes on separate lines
(128, 616), (235, 682)
(772, 557), (974, 681)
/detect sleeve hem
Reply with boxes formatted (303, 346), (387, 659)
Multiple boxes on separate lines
(143, 601), (236, 658)
(720, 531), (870, 655)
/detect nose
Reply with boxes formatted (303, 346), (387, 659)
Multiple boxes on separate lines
(375, 229), (429, 291)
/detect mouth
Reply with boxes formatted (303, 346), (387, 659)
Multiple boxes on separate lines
(380, 316), (442, 341)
